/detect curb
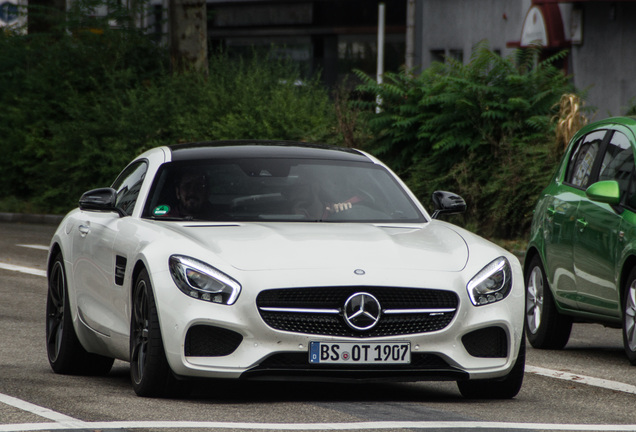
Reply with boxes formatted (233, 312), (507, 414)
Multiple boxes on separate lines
(0, 213), (64, 225)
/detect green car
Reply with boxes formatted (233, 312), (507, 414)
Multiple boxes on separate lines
(525, 116), (636, 363)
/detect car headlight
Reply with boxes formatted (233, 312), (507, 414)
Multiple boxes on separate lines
(466, 257), (512, 306)
(169, 255), (241, 305)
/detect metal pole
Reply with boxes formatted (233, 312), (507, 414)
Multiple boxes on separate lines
(376, 2), (385, 113)
(406, 0), (415, 70)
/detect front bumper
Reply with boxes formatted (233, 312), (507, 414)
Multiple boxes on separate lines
(151, 266), (524, 382)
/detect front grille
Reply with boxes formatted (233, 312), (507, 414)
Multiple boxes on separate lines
(256, 286), (458, 337)
(461, 326), (508, 358)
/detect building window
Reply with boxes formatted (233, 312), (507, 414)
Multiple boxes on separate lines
(430, 49), (464, 65)
(430, 49), (445, 64)
(448, 49), (463, 63)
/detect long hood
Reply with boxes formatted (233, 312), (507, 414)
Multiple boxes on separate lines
(166, 222), (468, 272)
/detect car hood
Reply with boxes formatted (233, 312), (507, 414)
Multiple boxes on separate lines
(164, 222), (468, 272)
(165, 222), (468, 272)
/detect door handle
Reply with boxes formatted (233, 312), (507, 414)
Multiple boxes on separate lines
(78, 225), (90, 237)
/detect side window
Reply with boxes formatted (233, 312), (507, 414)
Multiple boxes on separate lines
(598, 132), (636, 209)
(111, 161), (148, 216)
(565, 130), (607, 188)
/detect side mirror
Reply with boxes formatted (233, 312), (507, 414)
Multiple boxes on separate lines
(431, 190), (467, 219)
(79, 188), (125, 216)
(585, 180), (620, 206)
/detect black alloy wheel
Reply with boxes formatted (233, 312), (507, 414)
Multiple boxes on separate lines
(130, 268), (179, 397)
(46, 252), (113, 375)
(46, 256), (67, 366)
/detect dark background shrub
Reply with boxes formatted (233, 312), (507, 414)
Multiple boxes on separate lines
(354, 43), (577, 238)
(0, 12), (334, 213)
(0, 4), (585, 241)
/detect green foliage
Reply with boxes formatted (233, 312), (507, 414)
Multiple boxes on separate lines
(0, 0), (168, 213)
(0, 7), (581, 242)
(355, 42), (576, 238)
(0, 4), (334, 214)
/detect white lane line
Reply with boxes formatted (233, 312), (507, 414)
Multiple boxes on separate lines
(16, 244), (49, 252)
(2, 420), (636, 431)
(0, 263), (46, 278)
(2, 391), (636, 432)
(526, 365), (636, 394)
(0, 393), (86, 428)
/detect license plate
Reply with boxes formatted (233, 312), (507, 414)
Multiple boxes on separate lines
(309, 341), (410, 364)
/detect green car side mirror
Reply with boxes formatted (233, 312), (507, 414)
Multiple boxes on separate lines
(585, 180), (620, 205)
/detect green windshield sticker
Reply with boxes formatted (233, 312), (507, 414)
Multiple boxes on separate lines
(153, 205), (170, 216)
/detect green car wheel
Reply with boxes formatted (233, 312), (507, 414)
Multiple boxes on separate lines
(623, 267), (636, 365)
(524, 255), (572, 350)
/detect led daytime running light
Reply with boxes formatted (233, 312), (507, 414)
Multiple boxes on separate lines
(169, 255), (241, 305)
(467, 257), (512, 306)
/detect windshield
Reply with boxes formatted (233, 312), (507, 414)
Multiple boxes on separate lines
(143, 158), (425, 223)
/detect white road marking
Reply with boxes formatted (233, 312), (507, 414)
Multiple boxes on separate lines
(0, 263), (46, 278)
(16, 244), (49, 251)
(0, 394), (79, 423)
(526, 365), (636, 394)
(0, 420), (636, 431)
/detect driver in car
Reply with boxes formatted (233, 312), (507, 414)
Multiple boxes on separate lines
(170, 169), (224, 220)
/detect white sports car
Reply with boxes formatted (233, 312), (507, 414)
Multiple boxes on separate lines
(46, 141), (525, 398)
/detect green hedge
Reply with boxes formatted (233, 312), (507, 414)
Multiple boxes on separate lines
(0, 4), (584, 240)
(0, 13), (335, 213)
(354, 43), (577, 238)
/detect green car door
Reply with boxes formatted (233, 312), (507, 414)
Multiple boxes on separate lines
(542, 188), (580, 310)
(543, 130), (608, 310)
(573, 128), (636, 317)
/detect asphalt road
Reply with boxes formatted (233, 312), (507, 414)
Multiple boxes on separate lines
(1, 221), (636, 432)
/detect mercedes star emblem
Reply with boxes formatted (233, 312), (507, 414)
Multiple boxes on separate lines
(344, 292), (381, 331)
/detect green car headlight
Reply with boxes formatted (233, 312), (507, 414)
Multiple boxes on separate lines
(467, 257), (512, 306)
(169, 255), (241, 305)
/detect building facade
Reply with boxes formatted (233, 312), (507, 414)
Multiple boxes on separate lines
(414, 0), (636, 117)
(206, 0), (407, 87)
(5, 0), (633, 116)
(204, 0), (636, 116)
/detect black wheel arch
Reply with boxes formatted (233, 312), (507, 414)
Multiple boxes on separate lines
(620, 255), (636, 312)
(47, 243), (63, 276)
(523, 246), (541, 277)
(131, 260), (149, 300)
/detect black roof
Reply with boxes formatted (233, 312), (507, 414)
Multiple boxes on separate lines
(168, 140), (370, 163)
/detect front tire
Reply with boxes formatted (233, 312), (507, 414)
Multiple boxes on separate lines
(622, 267), (636, 365)
(46, 252), (114, 375)
(456, 336), (525, 399)
(524, 255), (572, 349)
(130, 268), (179, 397)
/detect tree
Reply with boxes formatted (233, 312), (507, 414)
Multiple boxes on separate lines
(169, 0), (208, 74)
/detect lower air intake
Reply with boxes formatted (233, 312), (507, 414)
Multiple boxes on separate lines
(185, 325), (243, 357)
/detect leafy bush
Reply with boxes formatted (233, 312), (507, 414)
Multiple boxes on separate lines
(0, 0), (167, 213)
(355, 42), (577, 238)
(0, 4), (582, 242)
(0, 5), (335, 214)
